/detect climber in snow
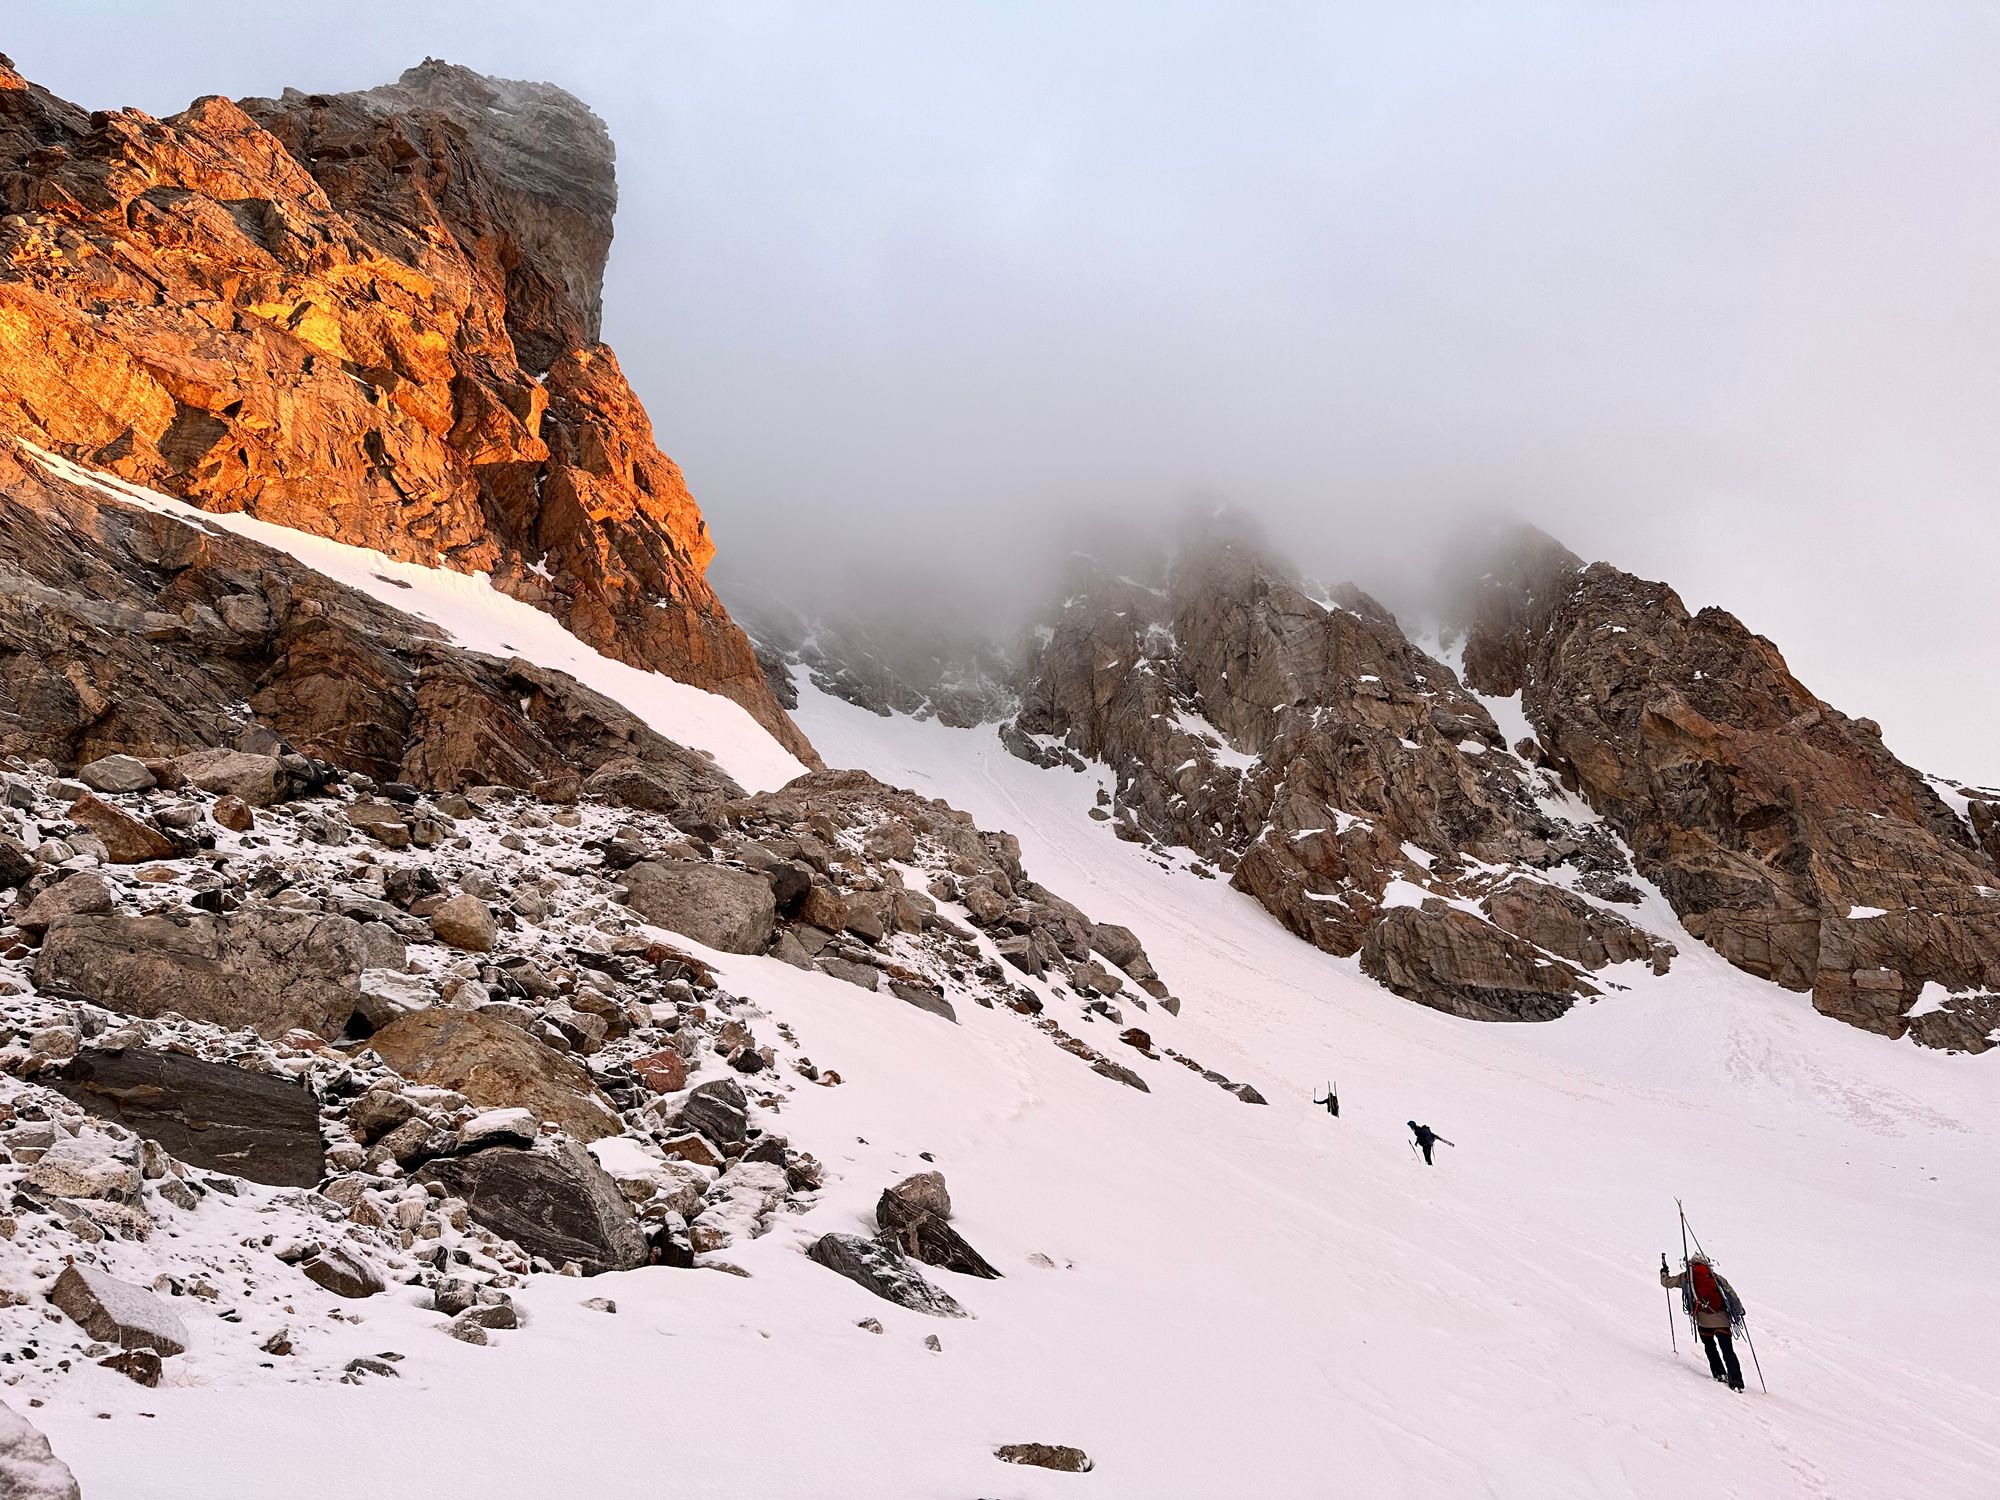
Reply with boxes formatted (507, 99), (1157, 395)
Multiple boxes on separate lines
(1408, 1120), (1451, 1165)
(1662, 1253), (1747, 1391)
(1315, 1084), (1339, 1118)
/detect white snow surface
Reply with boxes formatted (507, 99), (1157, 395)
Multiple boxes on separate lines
(19, 444), (808, 794)
(38, 691), (2000, 1496)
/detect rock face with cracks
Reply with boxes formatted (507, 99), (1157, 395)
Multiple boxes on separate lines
(1453, 525), (2000, 1052)
(0, 54), (813, 764)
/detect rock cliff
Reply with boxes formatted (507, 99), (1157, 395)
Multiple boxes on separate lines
(0, 55), (813, 764)
(1454, 525), (2000, 1051)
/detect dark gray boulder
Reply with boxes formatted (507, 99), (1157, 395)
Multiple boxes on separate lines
(425, 1141), (648, 1275)
(804, 1232), (967, 1317)
(876, 1186), (1000, 1280)
(677, 1077), (748, 1148)
(49, 1048), (325, 1187)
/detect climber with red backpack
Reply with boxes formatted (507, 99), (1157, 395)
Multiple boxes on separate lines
(1661, 1251), (1747, 1391)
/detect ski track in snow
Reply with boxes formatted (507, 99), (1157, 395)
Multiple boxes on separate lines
(29, 607), (2000, 1495)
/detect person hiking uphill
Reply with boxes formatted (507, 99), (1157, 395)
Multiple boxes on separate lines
(1662, 1252), (1747, 1391)
(1408, 1120), (1451, 1165)
(1315, 1085), (1339, 1118)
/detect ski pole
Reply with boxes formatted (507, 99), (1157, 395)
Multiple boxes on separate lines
(1661, 1254), (1677, 1354)
(1741, 1320), (1768, 1393)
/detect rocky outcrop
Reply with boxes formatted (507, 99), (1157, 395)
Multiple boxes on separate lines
(1455, 526), (2000, 1051)
(50, 1047), (325, 1187)
(425, 1140), (649, 1276)
(0, 437), (744, 810)
(0, 54), (812, 763)
(1007, 521), (1676, 1021)
(35, 906), (367, 1041)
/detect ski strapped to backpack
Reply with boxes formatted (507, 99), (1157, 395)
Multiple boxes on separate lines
(1674, 1198), (1767, 1392)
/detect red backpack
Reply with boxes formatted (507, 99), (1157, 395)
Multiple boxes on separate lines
(1690, 1262), (1725, 1314)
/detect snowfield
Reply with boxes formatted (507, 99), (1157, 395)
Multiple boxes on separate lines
(27, 635), (1999, 1496)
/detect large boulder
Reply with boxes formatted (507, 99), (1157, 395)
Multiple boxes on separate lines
(65, 791), (175, 864)
(429, 893), (497, 952)
(425, 1142), (649, 1275)
(876, 1180), (1000, 1280)
(50, 1048), (325, 1187)
(15, 872), (115, 936)
(76, 754), (155, 794)
(49, 1264), (189, 1355)
(365, 1009), (621, 1142)
(34, 908), (366, 1040)
(804, 1232), (968, 1317)
(173, 748), (284, 806)
(0, 1398), (82, 1500)
(620, 860), (776, 953)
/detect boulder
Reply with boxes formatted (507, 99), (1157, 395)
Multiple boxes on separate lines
(995, 1444), (1094, 1473)
(425, 1142), (650, 1275)
(429, 893), (498, 952)
(174, 749), (283, 806)
(676, 1078), (748, 1148)
(366, 1009), (621, 1142)
(211, 794), (255, 832)
(628, 1047), (689, 1094)
(300, 1244), (386, 1299)
(620, 861), (776, 953)
(876, 1185), (1000, 1279)
(0, 1398), (82, 1500)
(34, 908), (366, 1041)
(49, 1264), (189, 1355)
(77, 754), (156, 794)
(885, 1170), (952, 1220)
(65, 792), (175, 864)
(24, 1137), (141, 1201)
(889, 980), (958, 1023)
(50, 1047), (326, 1187)
(817, 957), (880, 991)
(457, 1107), (539, 1151)
(804, 1232), (968, 1317)
(15, 872), (115, 936)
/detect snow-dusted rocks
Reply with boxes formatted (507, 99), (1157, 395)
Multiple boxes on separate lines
(173, 749), (284, 807)
(34, 907), (367, 1042)
(0, 1400), (82, 1500)
(804, 1233), (968, 1318)
(49, 1048), (326, 1187)
(425, 1141), (650, 1276)
(48, 1263), (189, 1355)
(22, 1135), (140, 1201)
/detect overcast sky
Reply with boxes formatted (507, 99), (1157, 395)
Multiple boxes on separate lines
(12, 3), (1999, 780)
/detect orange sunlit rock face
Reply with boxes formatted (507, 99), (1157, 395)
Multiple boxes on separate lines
(0, 55), (814, 764)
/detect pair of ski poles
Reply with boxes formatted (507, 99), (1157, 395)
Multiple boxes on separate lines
(1665, 1198), (1767, 1393)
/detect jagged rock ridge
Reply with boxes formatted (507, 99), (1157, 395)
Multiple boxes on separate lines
(0, 54), (813, 763)
(1453, 525), (2000, 1051)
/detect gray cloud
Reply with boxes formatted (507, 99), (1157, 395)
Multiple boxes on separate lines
(12, 1), (1999, 778)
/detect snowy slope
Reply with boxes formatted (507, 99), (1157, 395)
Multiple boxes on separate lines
(44, 679), (1999, 1500)
(20, 444), (808, 794)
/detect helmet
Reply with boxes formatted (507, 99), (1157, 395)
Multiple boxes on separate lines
(1407, 1120), (1418, 1129)
(1690, 1252), (1711, 1266)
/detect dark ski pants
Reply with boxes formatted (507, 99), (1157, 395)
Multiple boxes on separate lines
(1418, 1141), (1434, 1165)
(1700, 1328), (1744, 1389)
